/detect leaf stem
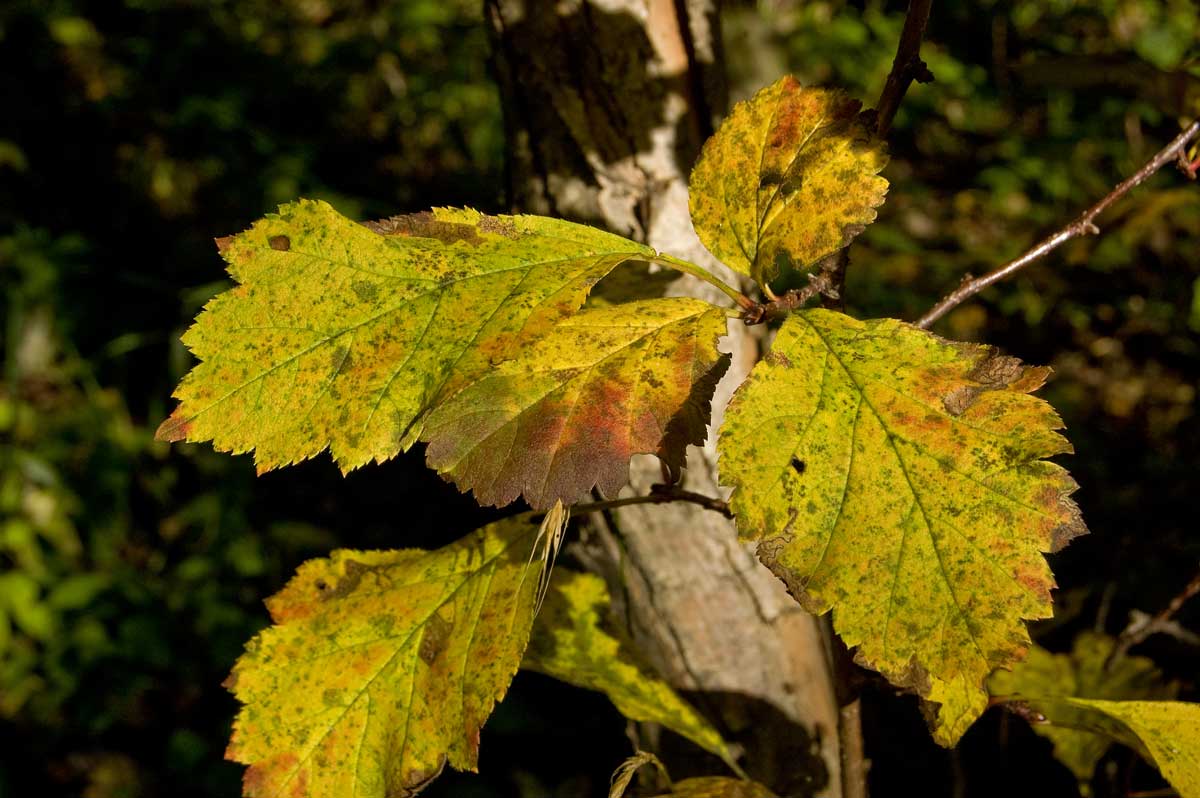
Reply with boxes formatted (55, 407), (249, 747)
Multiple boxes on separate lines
(915, 120), (1200, 330)
(572, 484), (732, 519)
(651, 253), (756, 310)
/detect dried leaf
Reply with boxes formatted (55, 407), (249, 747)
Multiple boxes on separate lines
(688, 76), (888, 287)
(157, 200), (653, 472)
(524, 570), (737, 769)
(423, 298), (730, 509)
(224, 515), (546, 798)
(718, 309), (1086, 745)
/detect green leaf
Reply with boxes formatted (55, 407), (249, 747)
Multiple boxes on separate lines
(1063, 700), (1200, 797)
(688, 76), (888, 288)
(717, 309), (1087, 745)
(156, 200), (654, 473)
(422, 298), (730, 509)
(523, 570), (736, 769)
(988, 632), (1172, 784)
(224, 515), (547, 798)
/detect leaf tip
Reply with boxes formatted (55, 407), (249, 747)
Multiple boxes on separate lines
(154, 410), (191, 442)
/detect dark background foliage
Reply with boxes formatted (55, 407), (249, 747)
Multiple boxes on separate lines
(1, 1), (1197, 796)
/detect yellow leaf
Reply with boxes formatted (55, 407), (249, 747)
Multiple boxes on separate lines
(224, 515), (546, 798)
(688, 76), (888, 288)
(1065, 700), (1200, 798)
(988, 632), (1171, 786)
(717, 309), (1086, 745)
(422, 298), (730, 509)
(157, 200), (654, 473)
(652, 777), (776, 798)
(524, 570), (737, 770)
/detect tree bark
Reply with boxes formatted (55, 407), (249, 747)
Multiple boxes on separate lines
(486, 2), (843, 795)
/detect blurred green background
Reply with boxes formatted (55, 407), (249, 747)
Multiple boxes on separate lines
(1, 1), (1197, 796)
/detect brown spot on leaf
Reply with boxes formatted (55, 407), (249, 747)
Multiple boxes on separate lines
(943, 350), (1031, 415)
(319, 559), (370, 601)
(214, 235), (235, 253)
(392, 758), (446, 797)
(765, 349), (792, 368)
(155, 411), (191, 442)
(365, 211), (484, 245)
(418, 613), (452, 665)
(1049, 498), (1088, 552)
(478, 215), (518, 239)
(269, 235), (291, 251)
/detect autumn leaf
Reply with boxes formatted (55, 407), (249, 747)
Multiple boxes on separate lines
(224, 515), (547, 798)
(651, 778), (776, 798)
(523, 570), (736, 769)
(988, 632), (1172, 785)
(688, 76), (888, 288)
(422, 298), (730, 509)
(156, 199), (654, 473)
(1063, 700), (1200, 797)
(718, 309), (1087, 745)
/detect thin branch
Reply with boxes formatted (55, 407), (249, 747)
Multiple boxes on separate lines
(916, 120), (1200, 330)
(1110, 564), (1200, 663)
(873, 0), (934, 138)
(572, 484), (732, 519)
(741, 270), (835, 324)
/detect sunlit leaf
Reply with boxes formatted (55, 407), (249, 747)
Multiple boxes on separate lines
(988, 632), (1171, 785)
(524, 570), (736, 768)
(422, 298), (729, 509)
(688, 76), (888, 288)
(224, 515), (547, 798)
(156, 199), (654, 472)
(718, 309), (1086, 745)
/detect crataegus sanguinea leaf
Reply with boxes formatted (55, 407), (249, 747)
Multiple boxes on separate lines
(157, 199), (653, 472)
(523, 570), (735, 767)
(224, 515), (547, 798)
(422, 298), (729, 509)
(1063, 700), (1200, 797)
(688, 76), (888, 288)
(718, 309), (1087, 745)
(988, 632), (1171, 783)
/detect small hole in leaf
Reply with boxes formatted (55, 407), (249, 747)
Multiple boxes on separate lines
(790, 457), (806, 474)
(315, 579), (328, 591)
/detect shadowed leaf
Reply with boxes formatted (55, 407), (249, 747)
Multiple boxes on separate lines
(524, 570), (737, 769)
(988, 632), (1172, 785)
(224, 515), (547, 798)
(718, 309), (1086, 745)
(156, 199), (654, 473)
(688, 76), (888, 288)
(422, 298), (730, 509)
(652, 778), (776, 798)
(1062, 700), (1200, 797)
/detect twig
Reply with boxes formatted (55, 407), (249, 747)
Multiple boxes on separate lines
(1110, 564), (1200, 663)
(741, 271), (834, 324)
(916, 120), (1200, 330)
(873, 0), (934, 138)
(572, 484), (732, 519)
